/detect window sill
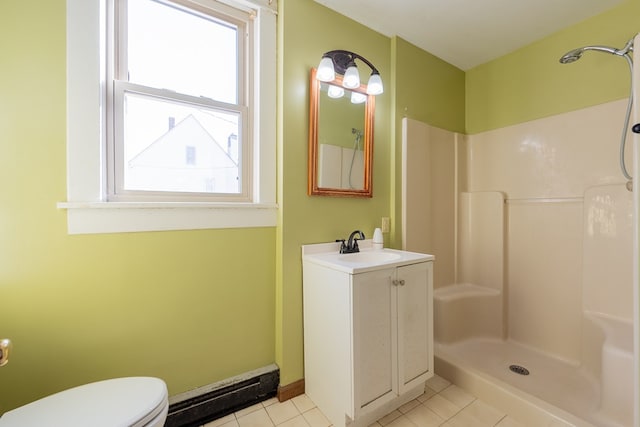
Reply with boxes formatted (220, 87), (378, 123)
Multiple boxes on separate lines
(57, 201), (278, 234)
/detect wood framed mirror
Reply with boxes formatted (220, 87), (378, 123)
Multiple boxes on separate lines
(308, 68), (374, 197)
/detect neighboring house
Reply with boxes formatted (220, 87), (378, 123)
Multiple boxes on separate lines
(127, 114), (239, 194)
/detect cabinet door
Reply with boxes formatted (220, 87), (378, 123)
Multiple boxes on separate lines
(397, 262), (432, 393)
(352, 268), (397, 415)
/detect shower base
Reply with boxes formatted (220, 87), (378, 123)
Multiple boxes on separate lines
(435, 338), (625, 427)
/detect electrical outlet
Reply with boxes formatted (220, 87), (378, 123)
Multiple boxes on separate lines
(381, 217), (390, 233)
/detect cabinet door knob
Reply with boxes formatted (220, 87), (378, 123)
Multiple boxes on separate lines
(393, 279), (405, 286)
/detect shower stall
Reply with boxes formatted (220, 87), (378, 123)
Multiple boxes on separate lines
(402, 34), (639, 427)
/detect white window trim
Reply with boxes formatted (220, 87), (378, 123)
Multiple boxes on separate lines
(61, 0), (277, 234)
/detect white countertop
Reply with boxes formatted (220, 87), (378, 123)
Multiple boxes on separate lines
(302, 240), (434, 274)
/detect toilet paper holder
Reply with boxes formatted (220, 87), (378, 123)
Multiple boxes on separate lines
(0, 338), (12, 367)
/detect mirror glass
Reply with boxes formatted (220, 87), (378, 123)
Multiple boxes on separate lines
(308, 68), (374, 197)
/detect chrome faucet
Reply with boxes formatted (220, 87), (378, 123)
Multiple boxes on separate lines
(338, 230), (365, 254)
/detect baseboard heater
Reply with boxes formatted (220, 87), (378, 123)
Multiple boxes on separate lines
(165, 364), (279, 427)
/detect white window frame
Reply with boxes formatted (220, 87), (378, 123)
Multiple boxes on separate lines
(109, 0), (251, 203)
(61, 0), (277, 234)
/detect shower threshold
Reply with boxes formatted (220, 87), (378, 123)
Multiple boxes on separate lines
(434, 338), (614, 427)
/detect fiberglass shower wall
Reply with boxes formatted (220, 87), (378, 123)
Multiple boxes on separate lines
(403, 97), (634, 363)
(468, 99), (633, 363)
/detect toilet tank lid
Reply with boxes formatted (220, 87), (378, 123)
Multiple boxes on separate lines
(0, 377), (168, 427)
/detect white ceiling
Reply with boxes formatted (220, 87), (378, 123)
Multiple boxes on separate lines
(313, 0), (624, 70)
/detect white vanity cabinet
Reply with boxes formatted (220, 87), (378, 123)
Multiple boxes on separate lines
(302, 243), (434, 427)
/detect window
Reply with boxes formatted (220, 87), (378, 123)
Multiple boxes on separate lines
(185, 146), (196, 166)
(63, 0), (277, 234)
(111, 0), (248, 201)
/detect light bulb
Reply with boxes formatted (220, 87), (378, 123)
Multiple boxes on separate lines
(342, 65), (360, 89)
(350, 91), (367, 104)
(366, 72), (383, 95)
(327, 85), (344, 98)
(316, 57), (335, 82)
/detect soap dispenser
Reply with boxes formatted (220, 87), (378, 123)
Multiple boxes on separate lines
(372, 227), (383, 250)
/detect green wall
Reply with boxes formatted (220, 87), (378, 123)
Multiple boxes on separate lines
(319, 87), (366, 150)
(276, 0), (466, 386)
(393, 38), (466, 133)
(466, 0), (639, 134)
(0, 1), (275, 412)
(391, 37), (466, 246)
(277, 0), (392, 385)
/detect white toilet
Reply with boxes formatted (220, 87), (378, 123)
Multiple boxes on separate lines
(0, 377), (168, 427)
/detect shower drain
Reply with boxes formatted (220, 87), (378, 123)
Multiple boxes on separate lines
(509, 364), (530, 376)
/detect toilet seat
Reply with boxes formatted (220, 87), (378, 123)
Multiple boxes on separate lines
(0, 377), (168, 427)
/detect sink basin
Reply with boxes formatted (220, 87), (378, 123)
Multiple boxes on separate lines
(339, 251), (402, 264)
(302, 243), (434, 274)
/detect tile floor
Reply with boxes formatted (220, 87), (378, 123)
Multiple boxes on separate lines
(201, 375), (525, 427)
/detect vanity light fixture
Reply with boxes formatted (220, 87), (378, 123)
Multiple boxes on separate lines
(350, 91), (367, 104)
(327, 85), (345, 99)
(316, 50), (384, 95)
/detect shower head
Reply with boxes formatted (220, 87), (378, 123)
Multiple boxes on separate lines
(559, 45), (620, 64)
(558, 35), (636, 186)
(559, 38), (634, 64)
(559, 48), (584, 64)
